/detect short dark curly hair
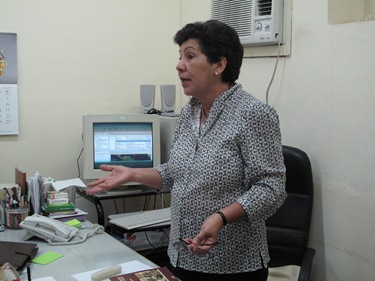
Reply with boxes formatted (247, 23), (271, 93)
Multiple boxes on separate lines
(174, 20), (244, 84)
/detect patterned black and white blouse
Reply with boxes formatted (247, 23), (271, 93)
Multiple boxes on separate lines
(155, 83), (286, 274)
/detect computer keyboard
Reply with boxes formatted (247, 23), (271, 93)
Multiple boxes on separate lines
(109, 207), (171, 230)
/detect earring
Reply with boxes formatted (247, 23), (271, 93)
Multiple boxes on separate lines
(214, 71), (218, 76)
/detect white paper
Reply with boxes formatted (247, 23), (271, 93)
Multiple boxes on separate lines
(33, 277), (57, 281)
(51, 178), (86, 191)
(0, 84), (19, 135)
(72, 260), (154, 281)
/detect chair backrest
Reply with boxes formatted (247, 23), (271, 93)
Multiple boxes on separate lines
(266, 145), (314, 267)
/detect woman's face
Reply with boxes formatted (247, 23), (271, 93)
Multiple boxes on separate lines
(176, 39), (218, 99)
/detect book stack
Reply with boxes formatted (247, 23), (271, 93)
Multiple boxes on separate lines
(43, 191), (87, 222)
(44, 191), (74, 215)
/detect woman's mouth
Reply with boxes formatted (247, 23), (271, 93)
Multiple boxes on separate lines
(180, 78), (190, 87)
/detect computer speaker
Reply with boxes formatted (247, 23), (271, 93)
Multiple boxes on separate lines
(160, 84), (176, 114)
(140, 84), (155, 114)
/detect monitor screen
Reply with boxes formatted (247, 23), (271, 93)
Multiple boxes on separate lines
(82, 114), (161, 183)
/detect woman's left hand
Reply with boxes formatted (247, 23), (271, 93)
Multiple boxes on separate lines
(187, 212), (223, 255)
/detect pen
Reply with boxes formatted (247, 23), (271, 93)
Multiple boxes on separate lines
(11, 186), (20, 203)
(3, 187), (11, 200)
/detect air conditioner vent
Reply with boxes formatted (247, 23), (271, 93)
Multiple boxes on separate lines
(211, 0), (284, 46)
(257, 0), (272, 16)
(212, 0), (253, 37)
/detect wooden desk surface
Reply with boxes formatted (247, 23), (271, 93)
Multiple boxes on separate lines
(0, 221), (157, 281)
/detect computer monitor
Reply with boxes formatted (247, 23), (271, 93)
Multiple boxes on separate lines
(82, 114), (161, 185)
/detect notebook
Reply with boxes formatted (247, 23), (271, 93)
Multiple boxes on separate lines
(0, 241), (38, 271)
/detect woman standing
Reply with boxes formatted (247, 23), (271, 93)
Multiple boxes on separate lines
(87, 20), (286, 281)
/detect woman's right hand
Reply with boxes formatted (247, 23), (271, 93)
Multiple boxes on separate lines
(86, 165), (133, 194)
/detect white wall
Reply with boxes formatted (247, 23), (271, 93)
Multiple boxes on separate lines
(1, 0), (375, 280)
(0, 0), (181, 181)
(181, 1), (375, 281)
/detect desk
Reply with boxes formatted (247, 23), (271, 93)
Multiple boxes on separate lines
(0, 221), (157, 281)
(107, 212), (171, 267)
(76, 186), (167, 226)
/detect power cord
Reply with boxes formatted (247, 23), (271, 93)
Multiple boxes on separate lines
(76, 133), (84, 178)
(143, 229), (169, 258)
(47, 224), (105, 246)
(266, 36), (282, 105)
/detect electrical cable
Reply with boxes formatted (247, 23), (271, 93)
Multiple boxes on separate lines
(47, 224), (105, 246)
(76, 146), (84, 178)
(122, 198), (126, 213)
(265, 37), (282, 105)
(113, 199), (119, 214)
(76, 133), (85, 178)
(153, 195), (157, 209)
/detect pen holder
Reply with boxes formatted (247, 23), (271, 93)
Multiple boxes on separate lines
(5, 207), (30, 229)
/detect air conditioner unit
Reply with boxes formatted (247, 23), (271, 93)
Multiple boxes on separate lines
(211, 0), (284, 46)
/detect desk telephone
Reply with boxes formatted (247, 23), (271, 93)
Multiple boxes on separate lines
(20, 214), (78, 243)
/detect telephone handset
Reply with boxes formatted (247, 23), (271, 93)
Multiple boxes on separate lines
(20, 214), (78, 243)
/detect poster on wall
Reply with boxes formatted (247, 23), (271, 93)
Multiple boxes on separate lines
(0, 33), (18, 135)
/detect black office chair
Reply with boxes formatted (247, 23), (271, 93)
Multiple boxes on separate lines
(266, 145), (315, 281)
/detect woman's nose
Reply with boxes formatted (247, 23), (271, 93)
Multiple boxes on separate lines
(176, 60), (184, 72)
